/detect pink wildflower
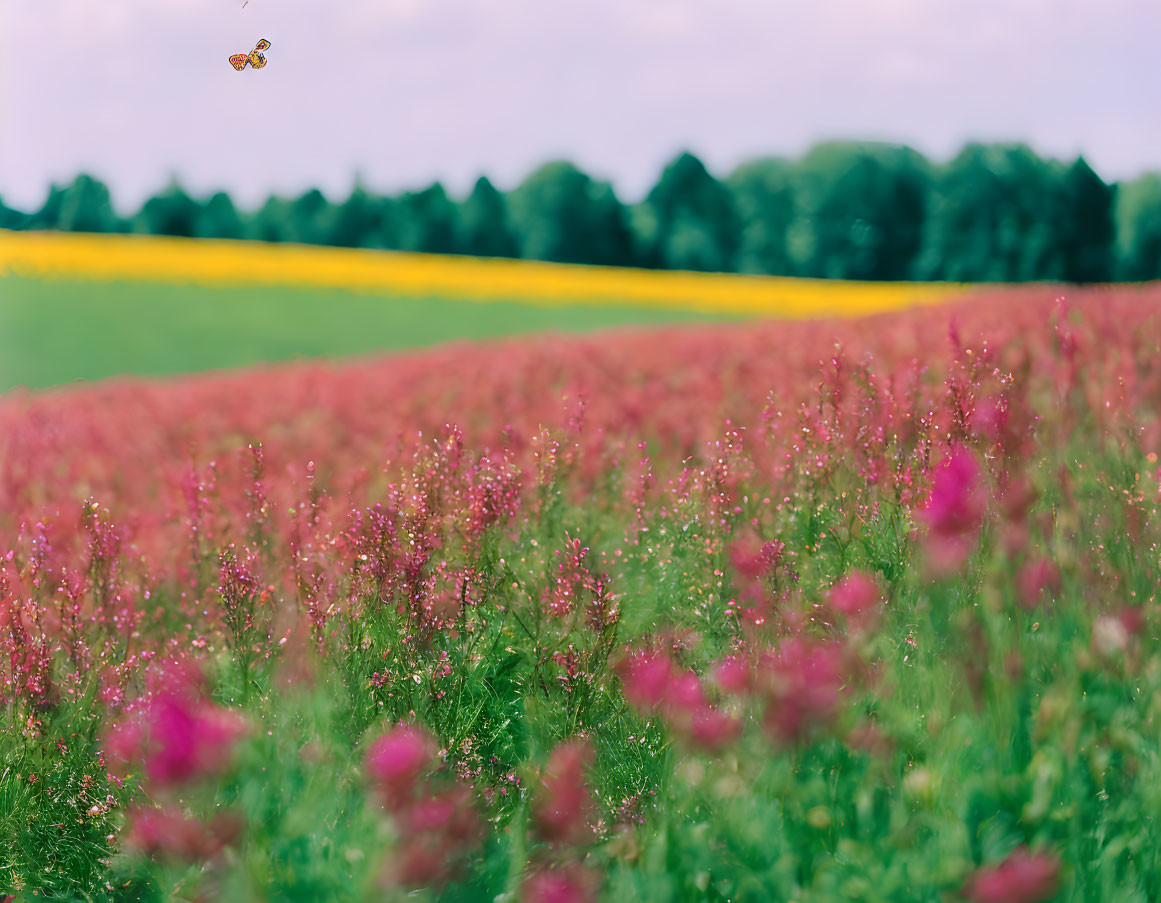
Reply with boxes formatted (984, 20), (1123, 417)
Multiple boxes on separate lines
(124, 805), (241, 862)
(143, 693), (245, 785)
(534, 739), (596, 846)
(760, 638), (848, 744)
(620, 650), (741, 750)
(687, 705), (742, 751)
(920, 447), (987, 575)
(667, 671), (708, 713)
(963, 847), (1060, 903)
(364, 725), (435, 807)
(828, 571), (881, 623)
(618, 651), (674, 714)
(728, 538), (782, 581)
(523, 866), (600, 903)
(105, 669), (245, 788)
(1017, 558), (1061, 609)
(710, 654), (752, 696)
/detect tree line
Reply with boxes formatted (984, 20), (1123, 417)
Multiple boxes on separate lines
(4, 141), (1161, 282)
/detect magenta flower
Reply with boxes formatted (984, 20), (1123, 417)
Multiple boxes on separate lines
(142, 692), (246, 786)
(761, 638), (847, 744)
(1017, 557), (1062, 609)
(619, 649), (741, 750)
(920, 447), (987, 574)
(667, 671), (709, 714)
(618, 651), (674, 714)
(523, 867), (600, 903)
(922, 447), (985, 536)
(105, 670), (245, 788)
(687, 704), (742, 751)
(963, 847), (1060, 903)
(710, 655), (752, 696)
(828, 571), (881, 622)
(534, 739), (596, 846)
(124, 804), (241, 863)
(364, 725), (435, 807)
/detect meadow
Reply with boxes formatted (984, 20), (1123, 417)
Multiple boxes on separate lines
(0, 231), (965, 390)
(1, 241), (1159, 902)
(0, 274), (732, 392)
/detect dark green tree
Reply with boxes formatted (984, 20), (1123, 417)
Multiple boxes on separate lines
(1058, 156), (1115, 283)
(787, 142), (930, 280)
(27, 184), (66, 230)
(917, 144), (1068, 281)
(1114, 174), (1161, 281)
(0, 195), (28, 229)
(638, 152), (740, 272)
(458, 176), (518, 258)
(726, 158), (796, 275)
(196, 191), (245, 240)
(286, 188), (332, 245)
(507, 161), (637, 266)
(248, 196), (293, 243)
(326, 183), (386, 249)
(52, 174), (121, 233)
(134, 181), (201, 237)
(392, 182), (461, 254)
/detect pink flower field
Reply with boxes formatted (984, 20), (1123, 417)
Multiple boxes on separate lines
(3, 285), (1161, 902)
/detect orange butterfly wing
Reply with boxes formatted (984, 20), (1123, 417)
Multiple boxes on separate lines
(248, 50), (267, 69)
(229, 53), (248, 71)
(254, 39), (270, 51)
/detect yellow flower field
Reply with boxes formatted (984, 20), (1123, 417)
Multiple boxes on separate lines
(0, 230), (970, 318)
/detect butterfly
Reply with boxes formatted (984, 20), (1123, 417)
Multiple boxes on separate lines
(229, 39), (271, 71)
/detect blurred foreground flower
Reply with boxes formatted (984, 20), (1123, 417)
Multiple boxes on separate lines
(523, 865), (601, 903)
(105, 664), (245, 787)
(920, 447), (987, 575)
(534, 739), (596, 846)
(364, 724), (436, 807)
(828, 571), (882, 626)
(760, 638), (849, 744)
(124, 805), (241, 863)
(963, 847), (1060, 903)
(618, 650), (740, 750)
(364, 724), (480, 889)
(1017, 557), (1062, 609)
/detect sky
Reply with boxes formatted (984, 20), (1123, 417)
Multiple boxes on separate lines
(0, 0), (1157, 213)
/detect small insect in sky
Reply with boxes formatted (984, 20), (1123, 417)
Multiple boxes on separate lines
(229, 39), (270, 71)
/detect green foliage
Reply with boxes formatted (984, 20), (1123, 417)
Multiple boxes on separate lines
(918, 144), (1069, 282)
(134, 181), (201, 238)
(286, 188), (333, 246)
(392, 182), (461, 255)
(726, 157), (796, 276)
(788, 142), (930, 280)
(1059, 157), (1115, 283)
(249, 195), (294, 243)
(52, 174), (122, 234)
(638, 152), (740, 272)
(507, 161), (638, 267)
(0, 194), (27, 229)
(327, 184), (387, 249)
(458, 176), (518, 258)
(4, 143), (1157, 281)
(1115, 174), (1161, 280)
(196, 192), (244, 241)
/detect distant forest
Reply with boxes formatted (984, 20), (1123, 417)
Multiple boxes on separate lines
(5, 142), (1161, 282)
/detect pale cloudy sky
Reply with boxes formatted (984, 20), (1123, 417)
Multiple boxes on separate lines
(0, 0), (1156, 212)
